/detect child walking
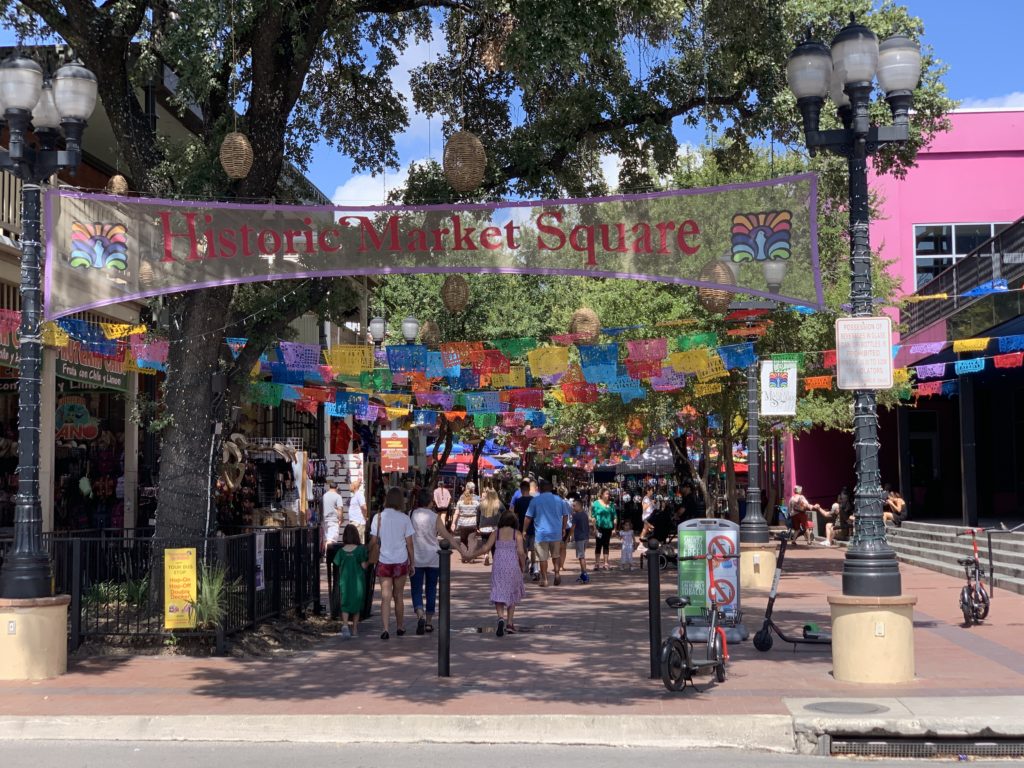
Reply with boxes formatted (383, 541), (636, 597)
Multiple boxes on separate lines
(468, 510), (526, 637)
(569, 498), (590, 583)
(333, 524), (369, 638)
(618, 519), (635, 571)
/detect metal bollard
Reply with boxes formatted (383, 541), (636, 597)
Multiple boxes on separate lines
(438, 539), (452, 678)
(647, 537), (662, 679)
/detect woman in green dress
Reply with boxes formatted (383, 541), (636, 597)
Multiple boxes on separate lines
(591, 488), (617, 571)
(333, 524), (369, 638)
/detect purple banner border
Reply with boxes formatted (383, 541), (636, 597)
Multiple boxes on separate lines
(43, 173), (825, 319)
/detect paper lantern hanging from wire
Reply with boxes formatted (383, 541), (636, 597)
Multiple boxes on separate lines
(420, 319), (441, 348)
(443, 131), (487, 193)
(569, 307), (601, 342)
(697, 261), (737, 315)
(106, 174), (129, 195)
(220, 131), (254, 180)
(441, 274), (470, 313)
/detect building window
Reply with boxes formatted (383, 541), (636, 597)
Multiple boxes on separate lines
(914, 222), (1009, 289)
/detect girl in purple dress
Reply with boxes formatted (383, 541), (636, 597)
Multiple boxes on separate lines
(468, 510), (526, 636)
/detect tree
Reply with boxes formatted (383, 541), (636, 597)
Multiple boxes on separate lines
(6, 0), (950, 544)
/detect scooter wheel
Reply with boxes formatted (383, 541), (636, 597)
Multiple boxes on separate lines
(753, 628), (773, 652)
(660, 638), (687, 692)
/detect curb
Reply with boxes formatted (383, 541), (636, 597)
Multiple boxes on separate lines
(0, 714), (797, 752)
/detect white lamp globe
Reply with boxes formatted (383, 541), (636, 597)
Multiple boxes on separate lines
(830, 20), (879, 85)
(0, 55), (43, 112)
(877, 35), (921, 93)
(786, 40), (832, 100)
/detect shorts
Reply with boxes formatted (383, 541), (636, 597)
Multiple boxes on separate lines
(377, 561), (410, 579)
(574, 540), (587, 559)
(790, 511), (813, 531)
(534, 540), (561, 561)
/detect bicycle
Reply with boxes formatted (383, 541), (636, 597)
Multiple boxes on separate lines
(956, 528), (991, 626)
(659, 551), (738, 692)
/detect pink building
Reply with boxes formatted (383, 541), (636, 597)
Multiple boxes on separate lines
(787, 109), (1024, 522)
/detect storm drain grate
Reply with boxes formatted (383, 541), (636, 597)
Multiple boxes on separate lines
(830, 737), (1024, 759)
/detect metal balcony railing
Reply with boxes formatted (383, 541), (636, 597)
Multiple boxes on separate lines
(905, 216), (1024, 336)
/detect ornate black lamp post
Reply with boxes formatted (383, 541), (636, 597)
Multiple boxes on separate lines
(786, 19), (921, 596)
(0, 55), (98, 599)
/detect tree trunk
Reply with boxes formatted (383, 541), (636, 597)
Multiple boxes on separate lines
(153, 288), (234, 546)
(468, 439), (485, 486)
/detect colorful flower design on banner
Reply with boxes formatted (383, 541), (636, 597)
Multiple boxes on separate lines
(730, 211), (791, 263)
(69, 222), (128, 271)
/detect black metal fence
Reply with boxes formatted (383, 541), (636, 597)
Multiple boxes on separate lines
(1, 526), (321, 653)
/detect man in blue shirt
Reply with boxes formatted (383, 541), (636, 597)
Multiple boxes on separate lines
(525, 478), (569, 586)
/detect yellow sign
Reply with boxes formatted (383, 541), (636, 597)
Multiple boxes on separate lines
(164, 547), (197, 630)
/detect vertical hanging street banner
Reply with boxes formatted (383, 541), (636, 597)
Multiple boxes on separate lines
(163, 547), (197, 630)
(380, 430), (409, 474)
(760, 359), (799, 416)
(44, 174), (823, 319)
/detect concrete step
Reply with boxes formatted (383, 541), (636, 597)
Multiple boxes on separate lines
(890, 548), (1024, 595)
(887, 530), (1024, 569)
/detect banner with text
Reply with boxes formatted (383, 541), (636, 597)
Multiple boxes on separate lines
(44, 174), (823, 318)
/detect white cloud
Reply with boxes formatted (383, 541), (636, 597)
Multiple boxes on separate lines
(959, 91), (1024, 109)
(331, 166), (410, 205)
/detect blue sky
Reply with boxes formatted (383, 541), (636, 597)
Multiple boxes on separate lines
(320, 0), (1024, 205)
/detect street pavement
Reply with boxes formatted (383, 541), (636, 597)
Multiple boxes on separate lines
(2, 540), (1024, 753)
(7, 741), (1018, 768)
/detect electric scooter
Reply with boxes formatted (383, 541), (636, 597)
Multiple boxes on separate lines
(752, 531), (832, 652)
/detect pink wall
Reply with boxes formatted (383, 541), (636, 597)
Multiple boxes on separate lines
(870, 109), (1024, 299)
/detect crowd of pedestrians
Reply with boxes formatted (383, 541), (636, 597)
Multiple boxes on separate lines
(321, 474), (709, 640)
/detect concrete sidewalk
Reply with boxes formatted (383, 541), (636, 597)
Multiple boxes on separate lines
(1, 543), (1023, 753)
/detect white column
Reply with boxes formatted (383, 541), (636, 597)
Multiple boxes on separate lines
(39, 347), (56, 533)
(122, 372), (139, 528)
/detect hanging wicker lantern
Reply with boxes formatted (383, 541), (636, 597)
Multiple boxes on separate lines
(138, 261), (155, 289)
(697, 261), (737, 315)
(220, 131), (254, 180)
(441, 274), (470, 313)
(420, 319), (441, 348)
(443, 131), (487, 193)
(480, 15), (516, 72)
(106, 174), (129, 195)
(569, 307), (601, 342)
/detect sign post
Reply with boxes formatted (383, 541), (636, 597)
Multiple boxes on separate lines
(835, 316), (894, 390)
(163, 547), (197, 630)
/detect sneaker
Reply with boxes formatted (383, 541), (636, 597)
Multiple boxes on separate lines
(580, 572), (590, 584)
(496, 618), (506, 638)
(340, 625), (352, 639)
(575, 575), (584, 584)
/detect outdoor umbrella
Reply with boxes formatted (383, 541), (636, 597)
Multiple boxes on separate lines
(432, 453), (504, 471)
(426, 440), (473, 454)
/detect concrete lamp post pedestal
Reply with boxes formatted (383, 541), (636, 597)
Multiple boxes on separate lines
(0, 595), (70, 680)
(739, 541), (778, 591)
(828, 593), (917, 684)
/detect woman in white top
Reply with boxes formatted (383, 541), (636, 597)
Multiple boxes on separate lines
(453, 483), (480, 550)
(476, 485), (505, 566)
(369, 486), (415, 640)
(409, 488), (466, 634)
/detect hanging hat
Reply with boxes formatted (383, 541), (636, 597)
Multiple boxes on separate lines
(272, 442), (296, 463)
(222, 441), (242, 464)
(222, 462), (244, 491)
(230, 433), (249, 450)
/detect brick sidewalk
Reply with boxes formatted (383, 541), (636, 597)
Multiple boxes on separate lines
(1, 542), (1023, 718)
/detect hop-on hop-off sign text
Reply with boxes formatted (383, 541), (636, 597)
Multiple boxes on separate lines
(835, 316), (894, 390)
(43, 174), (824, 319)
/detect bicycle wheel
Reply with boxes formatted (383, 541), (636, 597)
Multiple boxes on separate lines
(711, 630), (727, 683)
(976, 585), (991, 621)
(660, 637), (688, 692)
(658, 553), (669, 571)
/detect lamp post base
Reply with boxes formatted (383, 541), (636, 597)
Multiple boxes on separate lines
(828, 593), (916, 683)
(0, 594), (69, 680)
(841, 548), (902, 597)
(0, 553), (52, 600)
(739, 517), (771, 545)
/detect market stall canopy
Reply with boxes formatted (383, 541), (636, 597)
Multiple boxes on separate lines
(426, 440), (473, 454)
(430, 453), (505, 471)
(609, 442), (676, 475)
